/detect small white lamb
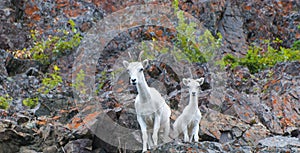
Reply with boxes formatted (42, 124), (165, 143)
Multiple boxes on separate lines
(123, 59), (171, 152)
(172, 78), (204, 142)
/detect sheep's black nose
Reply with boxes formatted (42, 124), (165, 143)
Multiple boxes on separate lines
(131, 79), (136, 82)
(192, 92), (196, 96)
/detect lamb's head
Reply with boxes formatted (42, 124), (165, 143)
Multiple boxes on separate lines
(183, 78), (204, 96)
(123, 59), (149, 85)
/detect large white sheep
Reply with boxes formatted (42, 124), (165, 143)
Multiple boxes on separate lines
(123, 59), (171, 152)
(172, 78), (204, 142)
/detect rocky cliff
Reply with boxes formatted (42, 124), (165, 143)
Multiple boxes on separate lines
(0, 0), (299, 153)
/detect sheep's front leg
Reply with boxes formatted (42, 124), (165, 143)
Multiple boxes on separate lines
(183, 126), (189, 142)
(147, 131), (153, 149)
(191, 122), (200, 142)
(137, 115), (148, 152)
(152, 114), (160, 146)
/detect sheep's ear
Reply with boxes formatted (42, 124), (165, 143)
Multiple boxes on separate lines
(182, 78), (190, 86)
(123, 60), (129, 68)
(142, 59), (149, 67)
(196, 78), (204, 85)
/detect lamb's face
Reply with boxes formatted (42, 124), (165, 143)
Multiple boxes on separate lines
(183, 78), (204, 96)
(123, 60), (149, 85)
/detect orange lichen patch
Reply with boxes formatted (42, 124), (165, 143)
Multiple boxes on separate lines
(25, 4), (39, 16)
(270, 79), (279, 85)
(55, 0), (69, 9)
(116, 88), (123, 93)
(244, 5), (252, 11)
(63, 9), (87, 18)
(245, 131), (251, 138)
(210, 130), (220, 140)
(83, 111), (101, 123)
(244, 112), (250, 117)
(272, 98), (277, 105)
(283, 96), (289, 105)
(281, 118), (294, 126)
(82, 105), (95, 112)
(31, 14), (41, 21)
(92, 0), (102, 7)
(117, 79), (124, 84)
(67, 117), (83, 129)
(114, 103), (121, 108)
(295, 33), (300, 39)
(52, 116), (61, 120)
(155, 29), (163, 37)
(187, 147), (193, 151)
(37, 119), (47, 125)
(275, 86), (280, 92)
(60, 109), (69, 113)
(109, 5), (117, 12)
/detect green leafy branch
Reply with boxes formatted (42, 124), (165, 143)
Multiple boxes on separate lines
(39, 65), (63, 94)
(172, 0), (222, 63)
(220, 38), (300, 74)
(12, 20), (82, 64)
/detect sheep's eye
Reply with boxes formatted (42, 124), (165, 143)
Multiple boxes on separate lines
(139, 68), (144, 72)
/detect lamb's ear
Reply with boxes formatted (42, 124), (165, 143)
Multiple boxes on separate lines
(182, 78), (190, 86)
(196, 78), (204, 85)
(123, 60), (129, 68)
(142, 59), (149, 67)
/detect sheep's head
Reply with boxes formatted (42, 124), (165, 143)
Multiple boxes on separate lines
(123, 59), (149, 86)
(183, 78), (204, 96)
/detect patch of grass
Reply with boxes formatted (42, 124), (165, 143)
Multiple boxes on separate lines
(220, 38), (300, 74)
(0, 94), (12, 110)
(23, 97), (39, 109)
(72, 69), (86, 94)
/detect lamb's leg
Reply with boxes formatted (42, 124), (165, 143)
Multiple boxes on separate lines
(183, 126), (189, 142)
(191, 123), (200, 142)
(147, 131), (153, 149)
(152, 114), (160, 146)
(162, 118), (171, 142)
(137, 116), (148, 152)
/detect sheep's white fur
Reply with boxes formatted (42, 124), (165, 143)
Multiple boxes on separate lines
(172, 78), (204, 142)
(123, 59), (171, 152)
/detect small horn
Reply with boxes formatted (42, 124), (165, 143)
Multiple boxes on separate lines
(138, 50), (144, 61)
(188, 67), (193, 78)
(128, 52), (132, 59)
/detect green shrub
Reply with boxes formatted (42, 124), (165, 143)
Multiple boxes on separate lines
(72, 69), (86, 94)
(11, 20), (82, 64)
(39, 65), (63, 94)
(221, 39), (300, 74)
(0, 94), (12, 110)
(140, 0), (222, 64)
(22, 97), (39, 109)
(173, 0), (222, 63)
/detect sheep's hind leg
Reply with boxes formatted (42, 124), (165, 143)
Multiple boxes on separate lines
(162, 119), (171, 143)
(152, 115), (161, 146)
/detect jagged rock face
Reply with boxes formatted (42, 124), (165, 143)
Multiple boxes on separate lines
(0, 0), (300, 153)
(1, 0), (299, 55)
(151, 136), (300, 152)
